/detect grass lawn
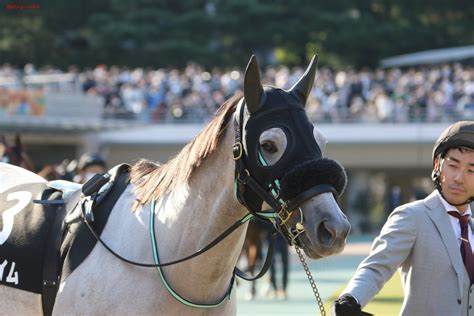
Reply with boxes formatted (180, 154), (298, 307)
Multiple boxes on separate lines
(325, 274), (404, 316)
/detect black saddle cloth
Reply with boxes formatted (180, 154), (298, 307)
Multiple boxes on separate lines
(0, 165), (130, 295)
(0, 182), (53, 293)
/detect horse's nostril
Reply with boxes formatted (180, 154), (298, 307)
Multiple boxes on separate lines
(317, 221), (334, 245)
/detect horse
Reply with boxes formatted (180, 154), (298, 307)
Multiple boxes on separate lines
(0, 55), (351, 315)
(0, 134), (35, 171)
(1, 134), (64, 180)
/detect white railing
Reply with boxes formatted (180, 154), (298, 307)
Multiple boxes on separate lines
(23, 73), (77, 84)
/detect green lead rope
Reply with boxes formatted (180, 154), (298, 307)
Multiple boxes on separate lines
(149, 198), (255, 308)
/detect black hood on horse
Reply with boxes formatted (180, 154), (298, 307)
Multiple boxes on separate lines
(235, 56), (347, 213)
(243, 88), (322, 182)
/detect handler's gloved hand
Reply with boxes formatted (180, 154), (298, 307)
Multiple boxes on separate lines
(331, 293), (362, 316)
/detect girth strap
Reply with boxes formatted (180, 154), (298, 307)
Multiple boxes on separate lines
(41, 189), (67, 316)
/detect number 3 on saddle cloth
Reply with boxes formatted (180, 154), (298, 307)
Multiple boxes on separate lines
(0, 163), (130, 316)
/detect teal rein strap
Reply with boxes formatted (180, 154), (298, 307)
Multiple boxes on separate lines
(149, 198), (254, 308)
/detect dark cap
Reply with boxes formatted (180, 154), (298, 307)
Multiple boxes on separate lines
(77, 152), (106, 171)
(432, 121), (474, 163)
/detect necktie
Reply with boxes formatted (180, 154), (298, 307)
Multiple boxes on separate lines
(448, 211), (474, 284)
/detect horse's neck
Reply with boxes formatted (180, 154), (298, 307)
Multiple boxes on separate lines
(153, 127), (248, 303)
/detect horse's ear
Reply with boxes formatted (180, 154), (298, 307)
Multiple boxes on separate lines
(244, 55), (264, 114)
(14, 134), (22, 150)
(289, 54), (318, 107)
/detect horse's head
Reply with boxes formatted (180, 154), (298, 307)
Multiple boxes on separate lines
(234, 55), (350, 259)
(1, 135), (34, 171)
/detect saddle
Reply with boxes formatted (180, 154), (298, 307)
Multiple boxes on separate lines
(0, 163), (130, 316)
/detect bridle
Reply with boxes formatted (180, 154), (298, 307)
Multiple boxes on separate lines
(232, 98), (339, 246)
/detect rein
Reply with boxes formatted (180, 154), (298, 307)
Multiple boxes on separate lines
(149, 198), (235, 308)
(149, 198), (278, 307)
(83, 202), (273, 269)
(82, 196), (278, 308)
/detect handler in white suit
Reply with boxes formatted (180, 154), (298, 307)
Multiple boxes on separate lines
(333, 121), (474, 316)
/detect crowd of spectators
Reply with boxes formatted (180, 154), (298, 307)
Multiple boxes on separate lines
(1, 61), (473, 123)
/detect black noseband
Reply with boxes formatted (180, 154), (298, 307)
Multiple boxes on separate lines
(280, 158), (347, 201)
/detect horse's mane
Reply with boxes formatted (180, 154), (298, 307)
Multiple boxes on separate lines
(130, 94), (241, 210)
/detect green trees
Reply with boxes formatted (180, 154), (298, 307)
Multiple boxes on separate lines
(1, 0), (472, 69)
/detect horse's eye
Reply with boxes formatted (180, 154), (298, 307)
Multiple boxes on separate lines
(261, 141), (277, 154)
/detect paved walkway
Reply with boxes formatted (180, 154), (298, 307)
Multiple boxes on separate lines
(236, 236), (374, 315)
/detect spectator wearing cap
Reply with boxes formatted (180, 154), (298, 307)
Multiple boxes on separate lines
(74, 152), (107, 184)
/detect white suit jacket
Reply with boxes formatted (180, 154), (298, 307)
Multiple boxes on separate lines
(342, 191), (474, 316)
